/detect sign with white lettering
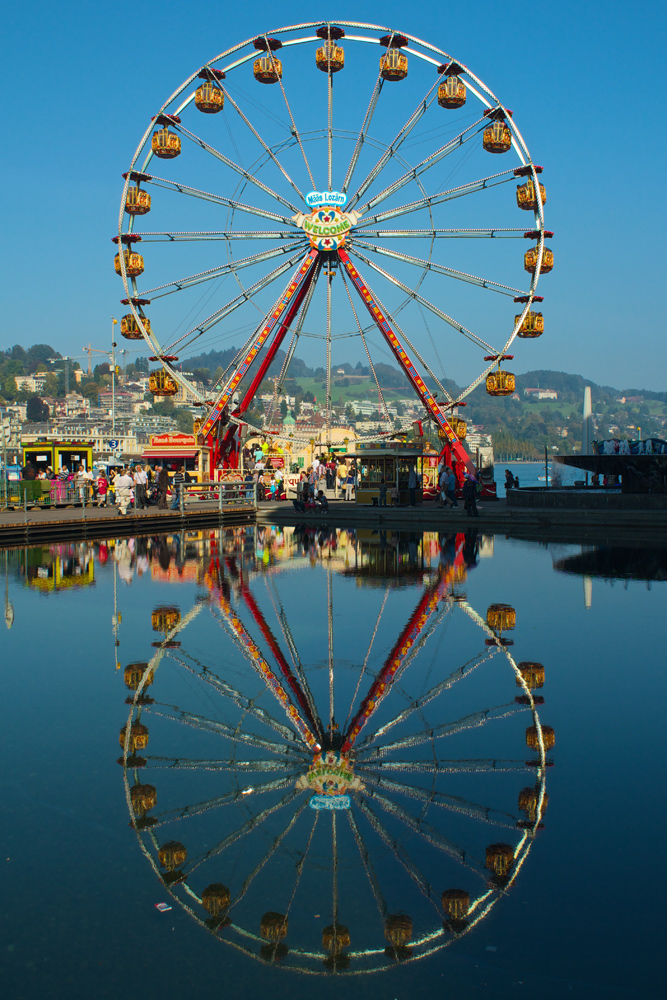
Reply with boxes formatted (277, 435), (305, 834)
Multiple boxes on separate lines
(305, 190), (347, 208)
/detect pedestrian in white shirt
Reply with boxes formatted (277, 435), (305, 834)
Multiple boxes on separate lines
(133, 464), (148, 510)
(115, 467), (134, 515)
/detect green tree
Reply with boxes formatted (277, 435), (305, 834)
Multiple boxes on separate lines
(174, 408), (194, 433)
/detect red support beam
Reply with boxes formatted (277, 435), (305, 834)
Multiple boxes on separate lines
(199, 248), (319, 443)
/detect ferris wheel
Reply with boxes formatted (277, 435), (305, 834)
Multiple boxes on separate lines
(118, 529), (552, 974)
(116, 21), (550, 468)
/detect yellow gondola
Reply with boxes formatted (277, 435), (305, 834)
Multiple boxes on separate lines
(524, 245), (554, 274)
(195, 78), (224, 113)
(379, 33), (408, 81)
(151, 127), (181, 158)
(483, 118), (512, 153)
(125, 186), (151, 215)
(516, 311), (544, 338)
(517, 178), (547, 211)
(253, 37), (283, 83)
(485, 370), (515, 397)
(114, 250), (144, 278)
(149, 369), (178, 397)
(437, 62), (466, 108)
(121, 314), (151, 340)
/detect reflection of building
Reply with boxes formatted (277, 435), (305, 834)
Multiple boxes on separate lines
(25, 545), (95, 592)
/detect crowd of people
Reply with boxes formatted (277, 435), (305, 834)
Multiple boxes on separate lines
(19, 459), (189, 515)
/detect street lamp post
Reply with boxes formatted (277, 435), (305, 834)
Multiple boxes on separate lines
(111, 318), (118, 442)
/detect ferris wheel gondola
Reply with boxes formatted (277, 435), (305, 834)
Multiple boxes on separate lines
(116, 22), (549, 469)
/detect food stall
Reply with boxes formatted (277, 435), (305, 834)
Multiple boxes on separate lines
(141, 432), (213, 482)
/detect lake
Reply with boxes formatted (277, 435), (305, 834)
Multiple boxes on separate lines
(2, 525), (664, 999)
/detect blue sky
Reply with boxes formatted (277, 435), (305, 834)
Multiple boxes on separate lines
(2, 0), (665, 391)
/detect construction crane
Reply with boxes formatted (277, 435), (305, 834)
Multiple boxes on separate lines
(83, 343), (111, 375)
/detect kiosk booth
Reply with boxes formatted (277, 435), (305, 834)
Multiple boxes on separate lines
(350, 442), (426, 505)
(22, 439), (94, 475)
(142, 432), (212, 482)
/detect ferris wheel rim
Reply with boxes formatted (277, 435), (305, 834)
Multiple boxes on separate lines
(120, 552), (549, 975)
(117, 21), (547, 446)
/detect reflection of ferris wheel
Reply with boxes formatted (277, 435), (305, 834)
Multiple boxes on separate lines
(119, 531), (552, 974)
(116, 22), (549, 468)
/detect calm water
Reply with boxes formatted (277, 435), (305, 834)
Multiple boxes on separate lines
(2, 527), (665, 999)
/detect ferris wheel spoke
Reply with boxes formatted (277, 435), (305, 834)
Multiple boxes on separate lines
(185, 788), (303, 875)
(165, 249), (308, 355)
(360, 702), (528, 756)
(228, 796), (311, 911)
(176, 122), (300, 213)
(356, 758), (533, 774)
(137, 230), (302, 242)
(140, 242), (307, 300)
(167, 651), (302, 743)
(340, 269), (393, 427)
(347, 246), (502, 355)
(351, 240), (527, 298)
(341, 74), (384, 195)
(346, 76), (441, 211)
(356, 116), (487, 215)
(355, 795), (440, 907)
(145, 174), (299, 226)
(362, 648), (500, 745)
(264, 44), (316, 191)
(149, 704), (308, 756)
(363, 786), (488, 880)
(355, 228), (529, 239)
(346, 809), (388, 920)
(221, 87), (306, 203)
(147, 773), (301, 830)
(342, 586), (390, 733)
(142, 756), (296, 772)
(356, 769), (518, 829)
(325, 267), (333, 441)
(355, 167), (517, 227)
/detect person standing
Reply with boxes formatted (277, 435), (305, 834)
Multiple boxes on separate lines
(133, 464), (148, 510)
(345, 467), (355, 502)
(170, 465), (186, 510)
(156, 465), (169, 509)
(408, 464), (418, 507)
(462, 473), (480, 517)
(378, 478), (387, 507)
(96, 470), (108, 507)
(114, 466), (134, 516)
(444, 467), (458, 509)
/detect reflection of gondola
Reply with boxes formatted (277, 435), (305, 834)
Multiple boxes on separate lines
(554, 546), (667, 582)
(118, 530), (551, 976)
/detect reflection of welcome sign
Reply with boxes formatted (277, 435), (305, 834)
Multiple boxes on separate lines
(305, 190), (347, 208)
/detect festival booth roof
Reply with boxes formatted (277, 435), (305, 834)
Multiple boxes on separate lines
(141, 432), (208, 460)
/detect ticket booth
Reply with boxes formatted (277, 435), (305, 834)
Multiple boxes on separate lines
(350, 443), (425, 505)
(22, 440), (94, 475)
(142, 432), (212, 482)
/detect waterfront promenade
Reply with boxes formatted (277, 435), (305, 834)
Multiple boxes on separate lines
(1, 494), (665, 547)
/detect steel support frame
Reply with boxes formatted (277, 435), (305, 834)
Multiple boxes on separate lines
(337, 249), (475, 474)
(199, 248), (319, 445)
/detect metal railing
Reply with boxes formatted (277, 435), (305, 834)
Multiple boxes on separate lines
(178, 481), (257, 513)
